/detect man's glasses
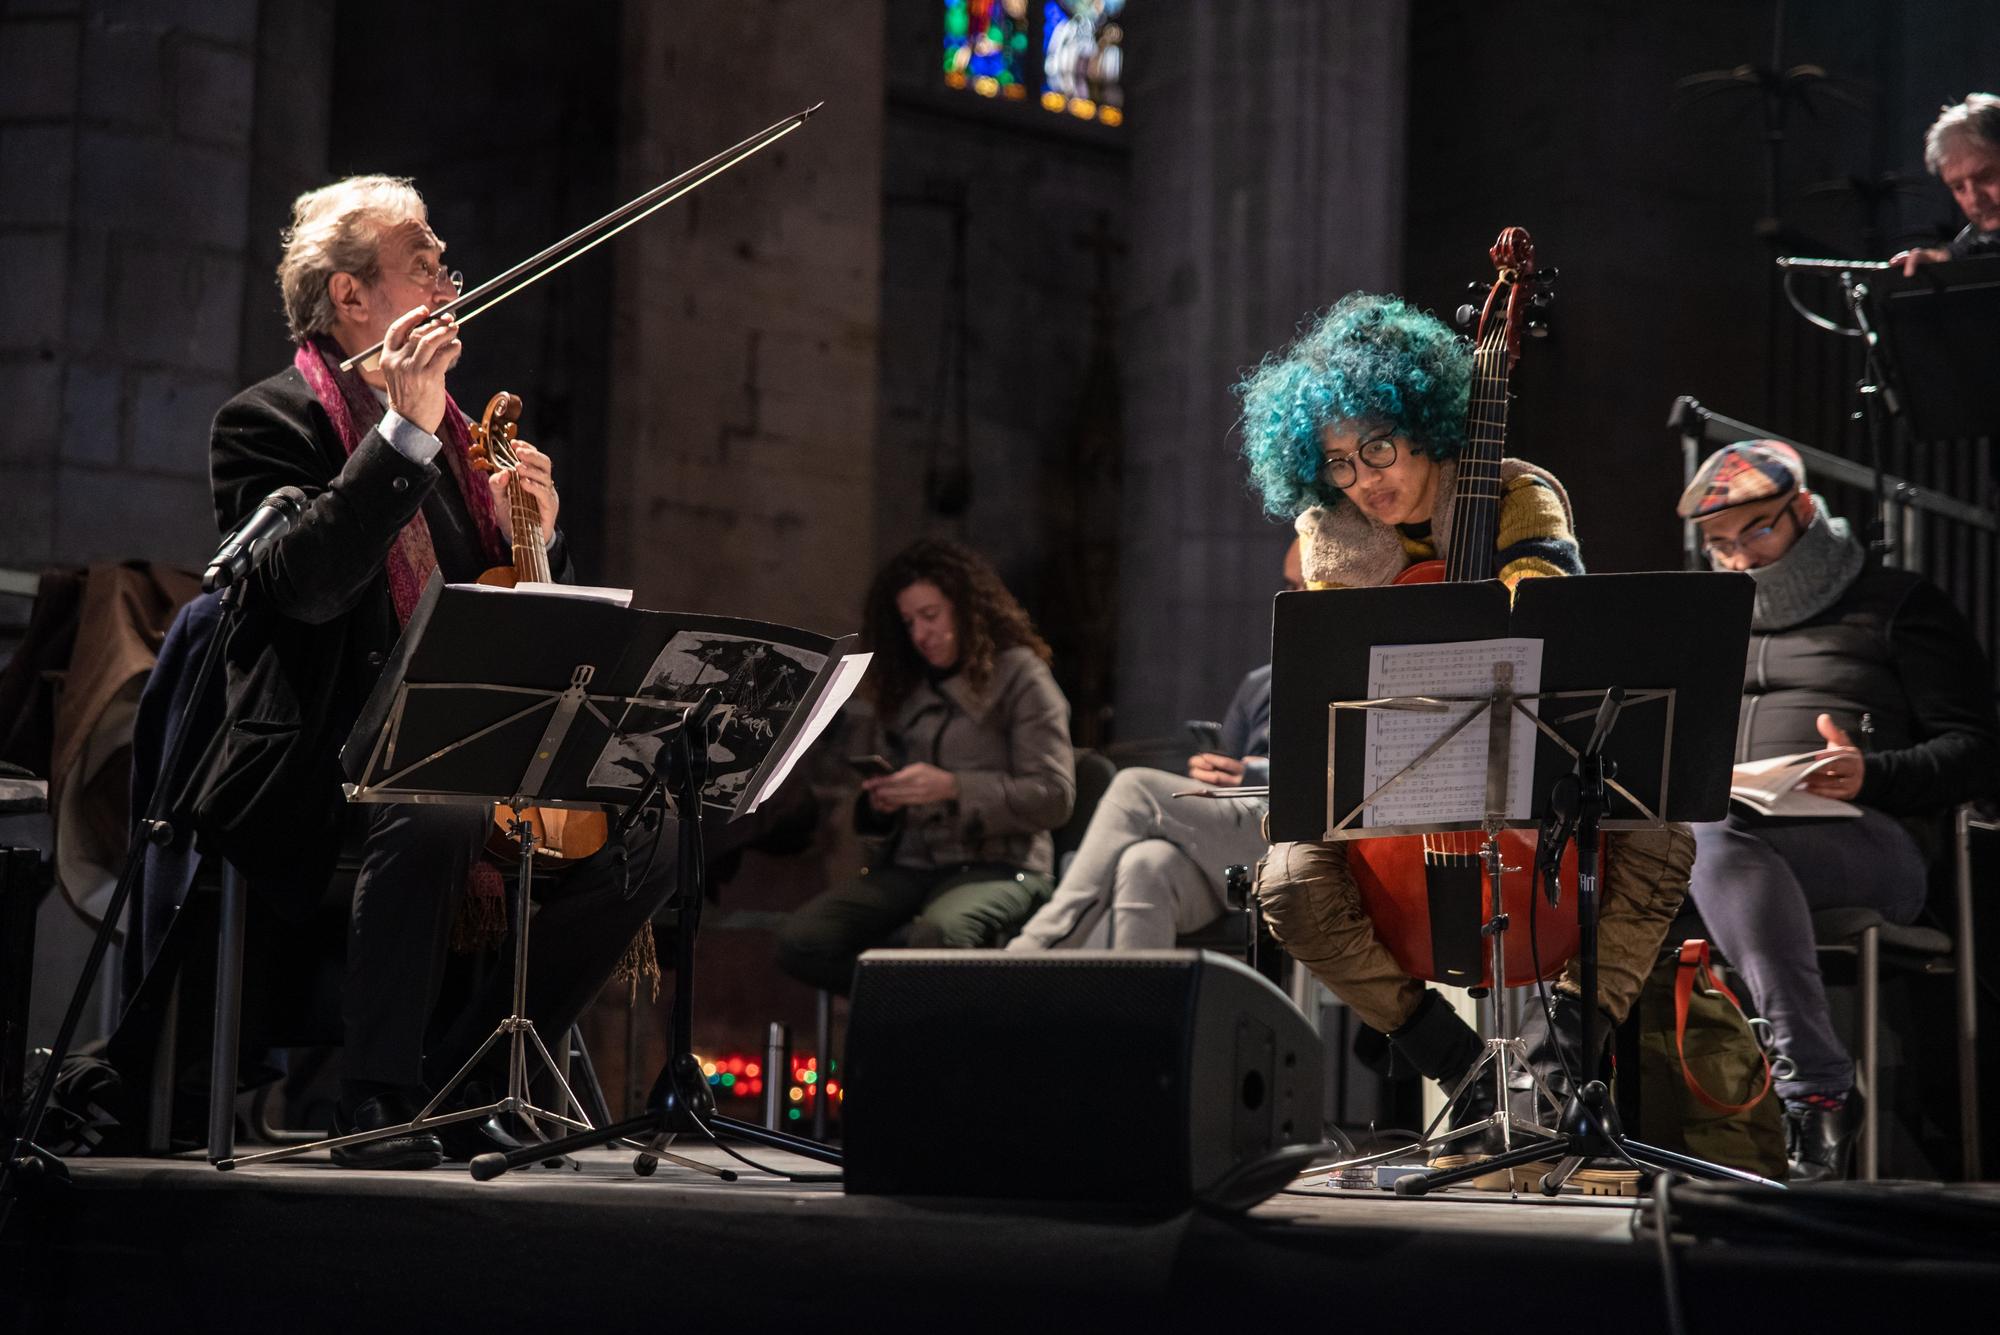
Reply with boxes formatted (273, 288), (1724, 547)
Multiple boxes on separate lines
(1700, 505), (1799, 558)
(1322, 435), (1398, 489)
(407, 257), (464, 296)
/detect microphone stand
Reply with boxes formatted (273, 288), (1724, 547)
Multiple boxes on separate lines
(1396, 687), (1784, 1196)
(2, 578), (246, 1216)
(1839, 268), (1905, 558)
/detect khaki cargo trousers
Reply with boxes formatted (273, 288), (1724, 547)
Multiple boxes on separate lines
(1255, 826), (1696, 1034)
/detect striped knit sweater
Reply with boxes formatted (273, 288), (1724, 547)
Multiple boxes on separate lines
(1296, 456), (1582, 591)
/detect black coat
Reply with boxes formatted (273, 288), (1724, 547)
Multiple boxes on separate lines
(1738, 563), (2000, 853)
(191, 366), (570, 875)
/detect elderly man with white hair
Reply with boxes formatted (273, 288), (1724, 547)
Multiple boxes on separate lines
(194, 177), (666, 1169)
(1894, 92), (2000, 273)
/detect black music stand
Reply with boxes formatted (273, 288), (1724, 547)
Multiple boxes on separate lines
(1269, 573), (1784, 1193)
(217, 577), (861, 1174)
(1868, 255), (2000, 442)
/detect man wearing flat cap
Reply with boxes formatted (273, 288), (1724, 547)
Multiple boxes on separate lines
(1678, 441), (2000, 1180)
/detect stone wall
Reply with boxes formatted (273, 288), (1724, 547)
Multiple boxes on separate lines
(0, 0), (333, 573)
(607, 1), (886, 637)
(879, 0), (1131, 742)
(1116, 0), (1410, 737)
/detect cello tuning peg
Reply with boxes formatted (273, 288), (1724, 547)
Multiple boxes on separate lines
(1527, 319), (1550, 339)
(1535, 267), (1560, 282)
(1465, 281), (1489, 295)
(1455, 303), (1479, 328)
(1530, 290), (1554, 308)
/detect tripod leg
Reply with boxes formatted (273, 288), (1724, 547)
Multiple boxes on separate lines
(470, 1112), (667, 1181)
(1619, 1137), (1787, 1188)
(1394, 1136), (1573, 1197)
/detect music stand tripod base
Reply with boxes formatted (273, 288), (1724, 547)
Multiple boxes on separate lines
(469, 694), (843, 1185)
(217, 817), (594, 1172)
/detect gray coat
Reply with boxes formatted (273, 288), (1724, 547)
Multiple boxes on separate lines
(873, 646), (1075, 876)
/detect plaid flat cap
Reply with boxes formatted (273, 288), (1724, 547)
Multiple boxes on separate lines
(1676, 440), (1805, 518)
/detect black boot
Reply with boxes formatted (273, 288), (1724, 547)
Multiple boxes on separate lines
(1514, 990), (1638, 1195)
(1512, 989), (1611, 1123)
(1785, 1089), (1862, 1182)
(1389, 990), (1497, 1155)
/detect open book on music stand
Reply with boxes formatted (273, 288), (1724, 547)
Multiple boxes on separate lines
(1269, 572), (1784, 1192)
(217, 576), (866, 1173)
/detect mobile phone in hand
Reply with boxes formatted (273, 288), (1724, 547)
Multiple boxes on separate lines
(1185, 720), (1223, 753)
(848, 754), (895, 777)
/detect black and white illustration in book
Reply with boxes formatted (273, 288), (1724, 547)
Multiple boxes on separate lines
(588, 630), (830, 814)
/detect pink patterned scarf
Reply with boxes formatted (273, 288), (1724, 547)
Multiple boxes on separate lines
(292, 336), (509, 623)
(293, 335), (510, 944)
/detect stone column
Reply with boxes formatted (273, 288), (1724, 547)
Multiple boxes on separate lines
(608, 2), (886, 635)
(1116, 0), (1408, 735)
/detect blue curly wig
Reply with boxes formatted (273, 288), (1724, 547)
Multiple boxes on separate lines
(1236, 292), (1472, 519)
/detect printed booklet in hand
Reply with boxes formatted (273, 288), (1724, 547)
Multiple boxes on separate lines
(1729, 751), (1861, 818)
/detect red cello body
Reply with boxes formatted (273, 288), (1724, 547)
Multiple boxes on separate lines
(1340, 232), (1580, 989)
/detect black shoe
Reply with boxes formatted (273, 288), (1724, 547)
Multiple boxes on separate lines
(330, 1091), (443, 1170)
(1785, 1089), (1862, 1183)
(1509, 990), (1614, 1127)
(1389, 991), (1505, 1170)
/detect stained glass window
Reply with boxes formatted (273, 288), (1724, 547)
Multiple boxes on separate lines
(943, 0), (1033, 101)
(1041, 1), (1123, 125)
(941, 0), (1124, 125)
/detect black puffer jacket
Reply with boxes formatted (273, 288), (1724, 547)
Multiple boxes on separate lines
(1738, 563), (1999, 823)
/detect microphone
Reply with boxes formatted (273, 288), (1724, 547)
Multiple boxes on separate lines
(1537, 772), (1579, 907)
(203, 486), (307, 593)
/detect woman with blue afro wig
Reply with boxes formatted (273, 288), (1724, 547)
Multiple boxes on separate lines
(1238, 292), (1471, 521)
(1235, 292), (1581, 591)
(1236, 295), (1691, 1183)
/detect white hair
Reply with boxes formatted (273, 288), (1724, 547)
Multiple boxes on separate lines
(276, 175), (428, 343)
(1924, 93), (2000, 174)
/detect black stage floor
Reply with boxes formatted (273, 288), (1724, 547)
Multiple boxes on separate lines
(5, 1147), (1999, 1330)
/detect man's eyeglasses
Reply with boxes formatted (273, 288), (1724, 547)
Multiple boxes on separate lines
(407, 257), (464, 296)
(1322, 435), (1398, 489)
(1700, 505), (1800, 558)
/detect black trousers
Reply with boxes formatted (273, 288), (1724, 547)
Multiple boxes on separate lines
(343, 802), (676, 1090)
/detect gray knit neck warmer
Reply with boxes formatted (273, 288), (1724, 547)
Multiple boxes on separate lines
(1742, 502), (1865, 631)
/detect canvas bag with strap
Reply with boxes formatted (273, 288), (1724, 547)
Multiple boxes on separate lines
(1636, 938), (1787, 1177)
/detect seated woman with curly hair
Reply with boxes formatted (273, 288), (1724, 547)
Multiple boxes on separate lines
(1238, 293), (1693, 1184)
(775, 539), (1075, 995)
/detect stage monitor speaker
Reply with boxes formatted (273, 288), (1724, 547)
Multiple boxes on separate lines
(842, 949), (1324, 1211)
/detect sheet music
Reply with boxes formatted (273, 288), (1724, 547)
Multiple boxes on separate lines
(1361, 637), (1543, 827)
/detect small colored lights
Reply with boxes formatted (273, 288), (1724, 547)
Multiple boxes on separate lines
(788, 1108), (800, 1121)
(974, 76), (1000, 98)
(726, 1056), (745, 1075)
(789, 1087), (804, 1103)
(745, 1063), (760, 1079)
(1099, 105), (1123, 126)
(1040, 90), (1065, 113)
(806, 1058), (817, 1071)
(802, 1070), (817, 1085)
(1068, 97), (1096, 120)
(719, 1073), (735, 1088)
(701, 1062), (717, 1078)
